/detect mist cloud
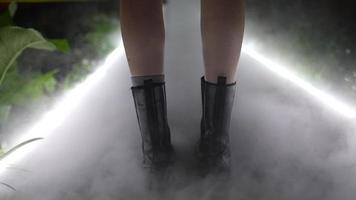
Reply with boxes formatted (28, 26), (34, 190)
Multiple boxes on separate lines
(1, 0), (356, 199)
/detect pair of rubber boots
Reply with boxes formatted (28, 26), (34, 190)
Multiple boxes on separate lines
(131, 76), (236, 173)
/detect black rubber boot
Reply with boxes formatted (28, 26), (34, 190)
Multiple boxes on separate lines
(131, 79), (174, 171)
(197, 76), (237, 174)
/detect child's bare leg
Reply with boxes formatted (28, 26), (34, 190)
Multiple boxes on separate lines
(201, 0), (245, 84)
(120, 0), (165, 81)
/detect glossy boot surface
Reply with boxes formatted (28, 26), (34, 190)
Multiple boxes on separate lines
(198, 76), (237, 174)
(131, 79), (174, 171)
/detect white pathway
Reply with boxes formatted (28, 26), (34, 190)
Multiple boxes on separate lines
(1, 0), (356, 199)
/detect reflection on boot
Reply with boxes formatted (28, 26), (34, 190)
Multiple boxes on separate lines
(197, 76), (237, 176)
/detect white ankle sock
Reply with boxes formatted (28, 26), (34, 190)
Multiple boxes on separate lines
(131, 74), (165, 86)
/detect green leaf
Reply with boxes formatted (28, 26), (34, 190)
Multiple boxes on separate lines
(0, 105), (11, 126)
(0, 138), (43, 161)
(0, 68), (57, 106)
(0, 26), (56, 86)
(8, 2), (17, 17)
(49, 39), (71, 53)
(0, 10), (13, 27)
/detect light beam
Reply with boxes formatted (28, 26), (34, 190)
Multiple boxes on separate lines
(242, 45), (356, 119)
(0, 43), (125, 175)
(1, 40), (356, 177)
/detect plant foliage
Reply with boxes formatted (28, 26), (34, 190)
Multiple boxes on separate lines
(0, 26), (56, 86)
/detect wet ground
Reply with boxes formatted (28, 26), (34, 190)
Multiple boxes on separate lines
(1, 0), (356, 199)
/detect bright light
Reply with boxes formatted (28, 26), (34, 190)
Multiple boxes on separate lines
(242, 45), (356, 119)
(0, 43), (125, 175)
(1, 39), (356, 177)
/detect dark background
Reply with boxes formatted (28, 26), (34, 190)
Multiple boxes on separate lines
(1, 1), (356, 199)
(246, 0), (356, 104)
(6, 0), (356, 91)
(2, 0), (356, 107)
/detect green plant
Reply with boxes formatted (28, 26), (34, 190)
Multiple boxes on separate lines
(0, 137), (44, 191)
(0, 1), (62, 131)
(0, 26), (57, 129)
(0, 3), (62, 191)
(61, 14), (119, 88)
(0, 26), (57, 191)
(62, 62), (92, 89)
(84, 14), (120, 57)
(0, 26), (56, 85)
(0, 138), (43, 160)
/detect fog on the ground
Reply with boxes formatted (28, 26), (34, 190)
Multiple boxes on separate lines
(1, 0), (356, 199)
